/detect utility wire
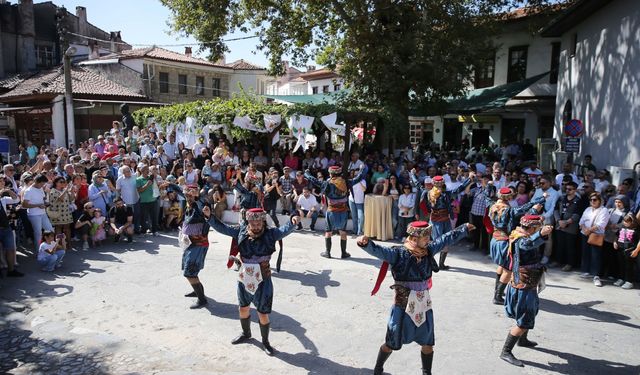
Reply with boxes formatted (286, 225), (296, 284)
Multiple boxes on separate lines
(66, 31), (260, 47)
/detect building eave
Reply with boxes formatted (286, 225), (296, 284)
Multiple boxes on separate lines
(541, 0), (613, 37)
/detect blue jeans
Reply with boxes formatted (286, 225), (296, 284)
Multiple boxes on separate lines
(300, 209), (318, 229)
(581, 234), (602, 276)
(391, 200), (399, 235)
(28, 214), (53, 251)
(38, 250), (65, 271)
(349, 200), (364, 235)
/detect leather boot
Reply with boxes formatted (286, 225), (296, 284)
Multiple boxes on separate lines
(421, 351), (434, 375)
(373, 348), (392, 375)
(438, 252), (449, 270)
(500, 333), (524, 367)
(340, 239), (350, 258)
(518, 331), (538, 347)
(231, 317), (252, 344)
(260, 322), (275, 355)
(189, 283), (207, 309)
(321, 237), (332, 258)
(493, 275), (505, 305)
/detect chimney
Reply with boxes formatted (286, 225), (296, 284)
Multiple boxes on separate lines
(307, 65), (316, 72)
(109, 31), (121, 52)
(215, 56), (226, 65)
(76, 6), (88, 37)
(185, 47), (192, 57)
(88, 40), (99, 59)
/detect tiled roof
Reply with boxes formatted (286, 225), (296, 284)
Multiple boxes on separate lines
(0, 73), (35, 91)
(94, 46), (231, 69)
(226, 59), (265, 70)
(298, 68), (340, 81)
(0, 66), (146, 100)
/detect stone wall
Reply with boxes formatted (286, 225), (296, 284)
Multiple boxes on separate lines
(144, 63), (231, 104)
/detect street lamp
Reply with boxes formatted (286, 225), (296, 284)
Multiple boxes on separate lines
(63, 46), (76, 148)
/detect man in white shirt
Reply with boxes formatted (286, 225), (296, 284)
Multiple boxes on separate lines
(492, 166), (507, 189)
(523, 161), (543, 182)
(163, 134), (178, 161)
(22, 174), (54, 251)
(348, 171), (367, 235)
(313, 151), (329, 171)
(348, 152), (364, 172)
(554, 162), (580, 186)
(296, 187), (319, 231)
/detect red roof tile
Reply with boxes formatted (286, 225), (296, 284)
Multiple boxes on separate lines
(0, 66), (146, 100)
(94, 46), (231, 69)
(226, 59), (265, 70)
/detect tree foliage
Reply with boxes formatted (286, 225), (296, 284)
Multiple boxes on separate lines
(160, 0), (550, 144)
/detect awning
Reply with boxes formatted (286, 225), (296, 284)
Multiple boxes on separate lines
(447, 73), (549, 114)
(263, 90), (344, 105)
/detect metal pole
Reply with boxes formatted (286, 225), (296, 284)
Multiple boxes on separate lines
(63, 53), (75, 148)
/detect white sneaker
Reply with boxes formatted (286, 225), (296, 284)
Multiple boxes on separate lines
(621, 282), (634, 289)
(580, 272), (591, 279)
(593, 276), (603, 287)
(82, 241), (89, 250)
(614, 279), (625, 287)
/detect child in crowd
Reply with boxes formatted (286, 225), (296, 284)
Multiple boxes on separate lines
(201, 159), (213, 178)
(37, 231), (66, 272)
(91, 208), (107, 246)
(613, 214), (639, 289)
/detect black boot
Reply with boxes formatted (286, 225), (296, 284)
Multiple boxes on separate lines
(421, 351), (434, 375)
(340, 239), (350, 258)
(185, 290), (197, 298)
(189, 283), (207, 309)
(493, 274), (505, 305)
(518, 331), (538, 348)
(260, 322), (275, 355)
(373, 348), (392, 375)
(438, 252), (449, 270)
(231, 317), (252, 344)
(500, 333), (524, 367)
(321, 237), (332, 258)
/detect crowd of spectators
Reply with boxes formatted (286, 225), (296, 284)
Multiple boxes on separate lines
(0, 120), (638, 291)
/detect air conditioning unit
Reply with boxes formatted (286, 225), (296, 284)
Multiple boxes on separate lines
(609, 166), (635, 187)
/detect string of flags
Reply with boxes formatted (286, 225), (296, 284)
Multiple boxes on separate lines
(152, 112), (372, 149)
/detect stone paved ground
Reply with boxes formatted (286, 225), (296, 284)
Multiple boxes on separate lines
(1, 230), (639, 374)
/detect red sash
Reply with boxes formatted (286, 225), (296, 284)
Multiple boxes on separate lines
(371, 261), (433, 296)
(227, 238), (240, 268)
(483, 208), (494, 235)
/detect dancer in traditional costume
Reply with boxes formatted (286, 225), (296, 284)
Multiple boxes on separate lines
(203, 207), (300, 355)
(410, 169), (474, 269)
(357, 221), (475, 375)
(305, 165), (367, 259)
(500, 214), (553, 367)
(180, 185), (211, 309)
(488, 187), (545, 304)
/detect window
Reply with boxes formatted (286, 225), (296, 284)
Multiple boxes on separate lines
(474, 55), (495, 88)
(570, 33), (577, 58)
(178, 74), (187, 94)
(334, 84), (341, 91)
(507, 46), (528, 83)
(212, 78), (221, 97)
(159, 72), (169, 93)
(196, 76), (204, 95)
(35, 45), (54, 68)
(550, 42), (561, 84)
(312, 86), (319, 94)
(322, 85), (330, 93)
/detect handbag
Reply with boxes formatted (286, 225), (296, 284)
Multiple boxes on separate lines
(587, 208), (605, 246)
(46, 207), (61, 221)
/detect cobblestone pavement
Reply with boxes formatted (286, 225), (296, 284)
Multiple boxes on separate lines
(1, 231), (639, 374)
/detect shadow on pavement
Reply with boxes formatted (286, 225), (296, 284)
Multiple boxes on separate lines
(447, 266), (496, 279)
(276, 350), (369, 374)
(274, 269), (340, 298)
(348, 257), (384, 268)
(539, 299), (640, 329)
(0, 324), (110, 374)
(204, 299), (319, 355)
(522, 346), (640, 375)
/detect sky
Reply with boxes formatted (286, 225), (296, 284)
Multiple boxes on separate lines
(37, 0), (273, 68)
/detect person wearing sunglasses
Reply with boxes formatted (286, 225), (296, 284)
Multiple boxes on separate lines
(579, 193), (610, 287)
(554, 182), (581, 271)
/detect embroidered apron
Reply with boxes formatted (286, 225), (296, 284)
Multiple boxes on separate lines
(239, 264), (263, 295)
(405, 289), (433, 327)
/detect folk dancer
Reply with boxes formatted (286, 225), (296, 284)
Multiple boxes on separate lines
(410, 169), (474, 269)
(203, 207), (301, 355)
(357, 221), (475, 375)
(305, 165), (368, 259)
(180, 185), (212, 309)
(500, 214), (553, 367)
(488, 187), (545, 304)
